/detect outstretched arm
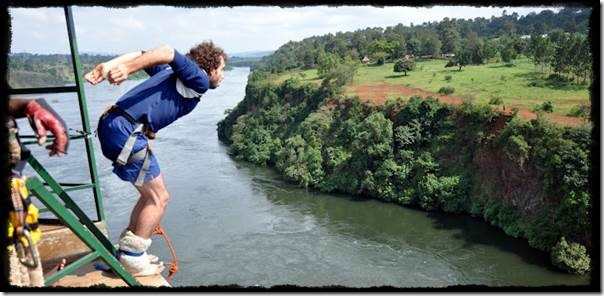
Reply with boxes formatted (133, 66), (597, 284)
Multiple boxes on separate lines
(85, 45), (175, 85)
(84, 51), (142, 85)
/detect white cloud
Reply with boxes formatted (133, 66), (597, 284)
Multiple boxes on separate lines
(9, 5), (563, 55)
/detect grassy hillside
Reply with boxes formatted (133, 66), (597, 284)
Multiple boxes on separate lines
(275, 57), (590, 125)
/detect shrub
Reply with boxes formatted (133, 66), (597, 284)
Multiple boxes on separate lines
(276, 135), (324, 187)
(551, 237), (591, 274)
(373, 51), (387, 65)
(488, 96), (503, 105)
(444, 75), (452, 82)
(533, 101), (554, 113)
(321, 60), (359, 88)
(503, 134), (530, 167)
(393, 58), (416, 76)
(483, 200), (524, 238)
(317, 52), (340, 78)
(547, 73), (571, 84)
(417, 174), (464, 212)
(567, 104), (590, 119)
(438, 86), (455, 95)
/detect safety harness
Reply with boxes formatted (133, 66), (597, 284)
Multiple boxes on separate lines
(8, 176), (42, 269)
(101, 106), (154, 187)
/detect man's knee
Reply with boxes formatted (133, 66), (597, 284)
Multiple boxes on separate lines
(157, 189), (170, 209)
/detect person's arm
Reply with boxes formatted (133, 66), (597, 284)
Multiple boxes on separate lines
(8, 98), (69, 156)
(84, 45), (174, 85)
(117, 45), (174, 82)
(84, 51), (143, 85)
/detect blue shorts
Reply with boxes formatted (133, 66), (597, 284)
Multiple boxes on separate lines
(97, 112), (160, 184)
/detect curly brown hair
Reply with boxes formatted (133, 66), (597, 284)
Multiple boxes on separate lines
(186, 41), (228, 74)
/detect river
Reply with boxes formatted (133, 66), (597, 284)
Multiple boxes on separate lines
(16, 67), (589, 287)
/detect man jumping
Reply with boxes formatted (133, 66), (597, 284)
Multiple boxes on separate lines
(85, 41), (226, 276)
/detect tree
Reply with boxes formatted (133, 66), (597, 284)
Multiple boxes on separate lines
(576, 35), (592, 83)
(438, 17), (461, 54)
(322, 57), (360, 87)
(446, 48), (471, 71)
(406, 38), (422, 56)
(369, 39), (395, 61)
(465, 31), (485, 64)
(420, 32), (442, 57)
(372, 51), (387, 65)
(500, 37), (517, 65)
(483, 38), (499, 61)
(394, 58), (416, 76)
(317, 51), (340, 78)
(276, 135), (324, 187)
(302, 48), (317, 69)
(548, 30), (575, 75)
(390, 38), (407, 60)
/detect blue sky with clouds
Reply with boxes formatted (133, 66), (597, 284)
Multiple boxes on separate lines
(9, 6), (560, 55)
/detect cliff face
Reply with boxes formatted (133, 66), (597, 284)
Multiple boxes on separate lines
(218, 76), (592, 274)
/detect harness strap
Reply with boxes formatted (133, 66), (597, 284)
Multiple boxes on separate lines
(10, 180), (26, 232)
(116, 126), (153, 187)
(116, 123), (143, 165)
(134, 147), (152, 187)
(102, 105), (155, 186)
(117, 249), (145, 257)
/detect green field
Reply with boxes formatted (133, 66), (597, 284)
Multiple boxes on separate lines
(277, 57), (591, 118)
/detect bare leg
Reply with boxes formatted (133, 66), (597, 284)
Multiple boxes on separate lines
(127, 196), (145, 231)
(132, 174), (170, 239)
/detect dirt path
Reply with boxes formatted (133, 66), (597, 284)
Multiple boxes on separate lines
(346, 83), (587, 127)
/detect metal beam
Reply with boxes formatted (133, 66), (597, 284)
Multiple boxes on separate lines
(27, 177), (140, 287)
(9, 86), (78, 95)
(64, 6), (105, 221)
(44, 251), (99, 286)
(27, 155), (112, 254)
(19, 134), (87, 146)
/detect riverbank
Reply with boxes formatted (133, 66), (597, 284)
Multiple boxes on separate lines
(218, 73), (592, 275)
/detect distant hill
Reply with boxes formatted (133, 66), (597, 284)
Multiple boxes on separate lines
(8, 52), (148, 88)
(229, 50), (274, 58)
(226, 50), (274, 70)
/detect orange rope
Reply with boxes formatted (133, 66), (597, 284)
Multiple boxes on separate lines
(153, 225), (179, 284)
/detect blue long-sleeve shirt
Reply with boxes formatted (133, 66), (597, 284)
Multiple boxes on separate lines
(115, 50), (210, 132)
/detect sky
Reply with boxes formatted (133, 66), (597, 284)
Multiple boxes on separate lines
(9, 5), (561, 55)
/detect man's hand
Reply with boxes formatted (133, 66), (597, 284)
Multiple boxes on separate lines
(85, 63), (106, 85)
(107, 64), (129, 85)
(24, 100), (69, 156)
